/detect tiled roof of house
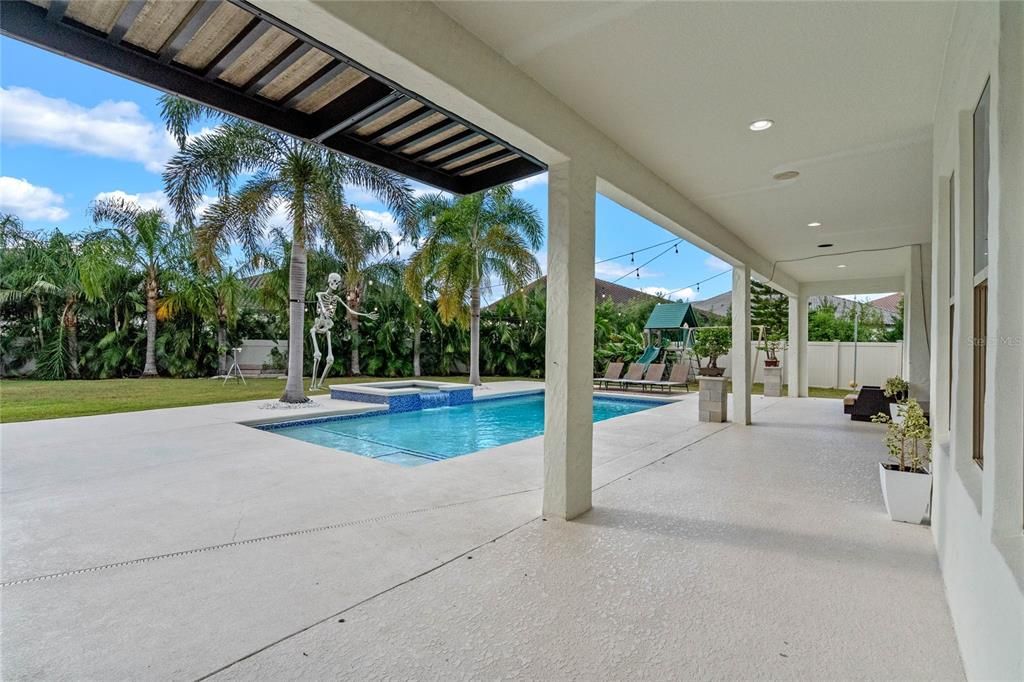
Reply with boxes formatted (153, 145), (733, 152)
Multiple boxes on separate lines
(490, 276), (667, 308)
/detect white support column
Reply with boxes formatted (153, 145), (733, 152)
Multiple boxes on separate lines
(903, 244), (932, 401)
(798, 292), (810, 396)
(543, 160), (596, 521)
(731, 265), (751, 424)
(787, 296), (800, 396)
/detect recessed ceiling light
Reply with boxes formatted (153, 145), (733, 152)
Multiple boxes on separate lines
(837, 264), (847, 268)
(749, 119), (774, 131)
(808, 221), (822, 227)
(773, 170), (800, 181)
(817, 243), (833, 248)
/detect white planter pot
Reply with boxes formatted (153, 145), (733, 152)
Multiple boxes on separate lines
(878, 462), (932, 524)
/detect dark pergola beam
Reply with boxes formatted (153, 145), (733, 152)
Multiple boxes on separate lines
(203, 17), (270, 80)
(279, 60), (348, 110)
(322, 134), (463, 193)
(312, 80), (397, 142)
(158, 0), (219, 64)
(108, 0), (146, 44)
(46, 0), (68, 23)
(0, 0), (314, 139)
(411, 129), (479, 163)
(242, 40), (309, 96)
(461, 159), (544, 194)
(428, 139), (495, 169)
(392, 119), (462, 151)
(368, 107), (437, 145)
(456, 151), (518, 177)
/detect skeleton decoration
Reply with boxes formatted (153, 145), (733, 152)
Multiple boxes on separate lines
(309, 272), (378, 389)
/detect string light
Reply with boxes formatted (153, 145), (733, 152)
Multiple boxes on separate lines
(630, 252), (634, 263)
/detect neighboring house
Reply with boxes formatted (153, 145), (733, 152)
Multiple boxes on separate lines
(868, 292), (902, 325)
(691, 291), (880, 319)
(488, 276), (668, 309)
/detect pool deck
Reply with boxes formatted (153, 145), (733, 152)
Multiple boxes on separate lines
(0, 381), (963, 679)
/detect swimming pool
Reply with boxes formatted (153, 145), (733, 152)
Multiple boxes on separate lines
(260, 393), (666, 466)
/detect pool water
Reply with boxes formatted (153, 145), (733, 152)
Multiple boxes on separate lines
(261, 393), (665, 466)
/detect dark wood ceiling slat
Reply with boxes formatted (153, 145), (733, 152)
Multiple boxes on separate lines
(461, 158), (544, 194)
(411, 130), (479, 163)
(108, 0), (146, 44)
(279, 61), (347, 109)
(158, 0), (219, 64)
(241, 40), (309, 95)
(202, 16), (270, 79)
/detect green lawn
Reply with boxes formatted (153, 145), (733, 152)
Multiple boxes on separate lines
(746, 382), (850, 400)
(0, 375), (529, 424)
(0, 375), (847, 424)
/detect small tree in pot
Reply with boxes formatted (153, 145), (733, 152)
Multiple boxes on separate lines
(690, 327), (731, 377)
(758, 334), (785, 367)
(882, 375), (909, 402)
(872, 398), (932, 523)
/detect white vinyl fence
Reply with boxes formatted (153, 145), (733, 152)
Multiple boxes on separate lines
(712, 341), (904, 389)
(237, 339), (288, 373)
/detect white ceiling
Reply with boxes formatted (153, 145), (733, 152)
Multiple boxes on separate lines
(435, 1), (954, 287)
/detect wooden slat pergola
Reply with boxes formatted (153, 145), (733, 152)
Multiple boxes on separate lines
(0, 0), (546, 194)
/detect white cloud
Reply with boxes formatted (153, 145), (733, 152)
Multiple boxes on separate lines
(93, 189), (171, 215)
(0, 86), (177, 173)
(92, 189), (217, 223)
(704, 255), (732, 272)
(641, 285), (696, 301)
(595, 260), (661, 280)
(511, 172), (547, 192)
(0, 177), (69, 221)
(358, 208), (404, 243)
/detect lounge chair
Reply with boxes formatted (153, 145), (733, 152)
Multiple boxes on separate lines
(622, 363), (666, 392)
(844, 386), (892, 421)
(603, 362), (646, 390)
(594, 361), (625, 389)
(644, 363), (691, 393)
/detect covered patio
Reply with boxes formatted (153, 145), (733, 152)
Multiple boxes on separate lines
(1, 392), (962, 679)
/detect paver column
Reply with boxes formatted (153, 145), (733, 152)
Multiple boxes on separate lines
(731, 265), (751, 424)
(787, 295), (801, 396)
(543, 160), (596, 520)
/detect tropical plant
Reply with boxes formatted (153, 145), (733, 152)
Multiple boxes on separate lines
(690, 327), (731, 370)
(161, 95), (413, 402)
(324, 202), (399, 375)
(872, 398), (932, 473)
(757, 333), (786, 362)
(405, 185), (542, 385)
(883, 375), (910, 399)
(89, 197), (176, 376)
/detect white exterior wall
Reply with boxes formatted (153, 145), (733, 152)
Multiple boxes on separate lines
(714, 341), (903, 389)
(927, 3), (1024, 680)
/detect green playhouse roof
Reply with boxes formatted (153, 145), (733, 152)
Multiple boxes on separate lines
(644, 302), (700, 330)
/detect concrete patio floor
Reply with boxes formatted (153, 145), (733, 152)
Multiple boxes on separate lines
(0, 384), (963, 680)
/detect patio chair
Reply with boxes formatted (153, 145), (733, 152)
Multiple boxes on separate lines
(845, 385), (892, 421)
(644, 362), (691, 393)
(603, 362), (646, 390)
(594, 361), (625, 389)
(624, 363), (666, 392)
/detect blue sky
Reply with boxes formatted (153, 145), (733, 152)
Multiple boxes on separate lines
(0, 36), (732, 304)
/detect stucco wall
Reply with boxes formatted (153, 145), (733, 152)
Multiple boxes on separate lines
(928, 3), (1024, 680)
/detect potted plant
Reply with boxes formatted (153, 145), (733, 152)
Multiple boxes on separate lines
(882, 375), (909, 402)
(872, 399), (932, 523)
(758, 334), (785, 367)
(690, 327), (731, 377)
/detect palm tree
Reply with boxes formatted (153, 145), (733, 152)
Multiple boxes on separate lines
(161, 99), (413, 402)
(405, 185), (542, 385)
(90, 197), (174, 377)
(161, 263), (250, 374)
(324, 202), (399, 375)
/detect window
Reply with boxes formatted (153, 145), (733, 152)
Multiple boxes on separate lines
(973, 79), (990, 276)
(972, 80), (990, 467)
(973, 281), (987, 466)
